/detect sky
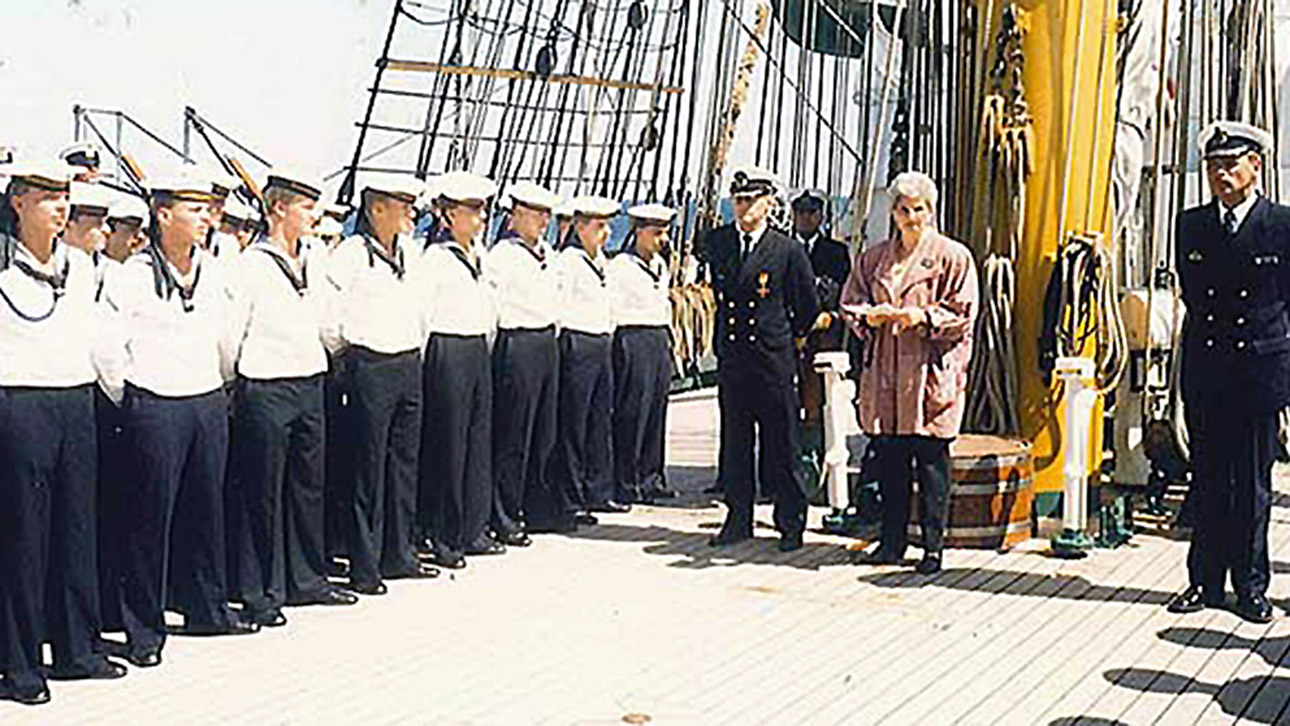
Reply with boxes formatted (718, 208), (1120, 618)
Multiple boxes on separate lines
(0, 0), (395, 190)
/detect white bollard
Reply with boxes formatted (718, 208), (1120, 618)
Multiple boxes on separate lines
(814, 351), (853, 510)
(1052, 356), (1098, 557)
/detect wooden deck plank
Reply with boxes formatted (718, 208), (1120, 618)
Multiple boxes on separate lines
(884, 533), (1177, 725)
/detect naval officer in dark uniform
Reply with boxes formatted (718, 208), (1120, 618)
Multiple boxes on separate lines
(704, 166), (821, 551)
(1168, 121), (1289, 624)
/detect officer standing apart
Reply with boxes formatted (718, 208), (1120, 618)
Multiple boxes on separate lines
(609, 203), (680, 503)
(1168, 121), (1288, 624)
(704, 166), (821, 551)
(483, 181), (563, 545)
(102, 173), (259, 670)
(0, 162), (126, 706)
(327, 175), (440, 596)
(228, 169), (358, 629)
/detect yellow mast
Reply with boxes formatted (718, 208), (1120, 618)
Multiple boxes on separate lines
(1000, 0), (1118, 505)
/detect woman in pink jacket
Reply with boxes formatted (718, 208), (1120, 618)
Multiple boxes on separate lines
(840, 172), (979, 574)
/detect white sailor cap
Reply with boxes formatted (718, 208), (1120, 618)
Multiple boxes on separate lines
(729, 165), (780, 198)
(60, 141), (102, 169)
(148, 171), (219, 203)
(506, 181), (563, 212)
(436, 170), (499, 204)
(361, 173), (426, 204)
(107, 195), (150, 225)
(2, 160), (80, 192)
(791, 188), (828, 210)
(323, 202), (352, 220)
(262, 167), (323, 201)
(70, 182), (115, 214)
(570, 195), (620, 219)
(1199, 121), (1274, 159)
(222, 197), (257, 223)
(315, 217), (344, 238)
(202, 169), (243, 198)
(627, 203), (676, 226)
(553, 200), (576, 218)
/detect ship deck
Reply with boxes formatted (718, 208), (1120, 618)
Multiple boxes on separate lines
(10, 389), (1290, 725)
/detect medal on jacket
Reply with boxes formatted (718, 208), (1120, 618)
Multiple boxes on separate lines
(1188, 249), (1203, 263)
(758, 271), (770, 298)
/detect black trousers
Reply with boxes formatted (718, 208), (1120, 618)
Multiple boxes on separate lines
(347, 347), (423, 587)
(871, 435), (952, 556)
(230, 375), (329, 611)
(492, 327), (562, 533)
(1186, 403), (1277, 598)
(420, 334), (492, 558)
(119, 385), (233, 654)
(613, 326), (672, 498)
(0, 385), (102, 690)
(95, 388), (125, 632)
(717, 349), (806, 536)
(554, 330), (615, 507)
(323, 354), (352, 562)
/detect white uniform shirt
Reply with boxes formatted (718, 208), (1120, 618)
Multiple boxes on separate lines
(100, 247), (235, 400)
(326, 233), (423, 354)
(209, 231), (242, 262)
(411, 241), (495, 337)
(607, 252), (670, 327)
(229, 239), (337, 380)
(482, 235), (558, 330)
(554, 246), (614, 335)
(0, 241), (102, 387)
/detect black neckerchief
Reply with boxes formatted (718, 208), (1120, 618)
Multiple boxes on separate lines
(0, 240), (70, 323)
(254, 241), (309, 296)
(515, 237), (547, 269)
(578, 249), (605, 286)
(629, 250), (661, 285)
(364, 233), (405, 280)
(145, 243), (203, 313)
(440, 241), (480, 280)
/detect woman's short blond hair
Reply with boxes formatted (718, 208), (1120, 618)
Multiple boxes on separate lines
(888, 171), (939, 212)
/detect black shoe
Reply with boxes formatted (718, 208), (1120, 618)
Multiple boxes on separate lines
(325, 558), (350, 578)
(1234, 593), (1274, 624)
(349, 581), (388, 596)
(1166, 586), (1210, 614)
(860, 547), (901, 565)
(49, 657), (128, 681)
(709, 527), (753, 547)
(778, 532), (804, 552)
(245, 607), (288, 628)
(290, 587), (359, 607)
(464, 536), (507, 556)
(586, 500), (632, 514)
(499, 530), (533, 547)
(125, 648), (162, 669)
(574, 512), (600, 526)
(1, 681), (51, 706)
(179, 619), (261, 637)
(641, 486), (678, 501)
(385, 562), (441, 580)
(702, 483), (724, 495)
(432, 551), (468, 570)
(916, 554), (943, 575)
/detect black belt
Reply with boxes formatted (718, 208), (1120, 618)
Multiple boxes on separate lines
(499, 325), (555, 334)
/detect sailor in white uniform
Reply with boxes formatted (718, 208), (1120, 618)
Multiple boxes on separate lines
(64, 182), (115, 295)
(227, 169), (357, 628)
(551, 195), (625, 524)
(327, 174), (440, 595)
(412, 170), (504, 569)
(104, 195), (149, 264)
(483, 181), (563, 544)
(0, 161), (126, 706)
(101, 173), (260, 669)
(609, 204), (678, 503)
(216, 196), (257, 257)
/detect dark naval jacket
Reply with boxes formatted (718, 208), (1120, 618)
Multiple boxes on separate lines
(1176, 196), (1290, 414)
(702, 224), (820, 364)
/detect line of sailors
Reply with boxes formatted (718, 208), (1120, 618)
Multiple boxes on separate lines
(0, 148), (678, 706)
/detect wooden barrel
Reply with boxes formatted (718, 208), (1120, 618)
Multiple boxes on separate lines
(908, 434), (1034, 550)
